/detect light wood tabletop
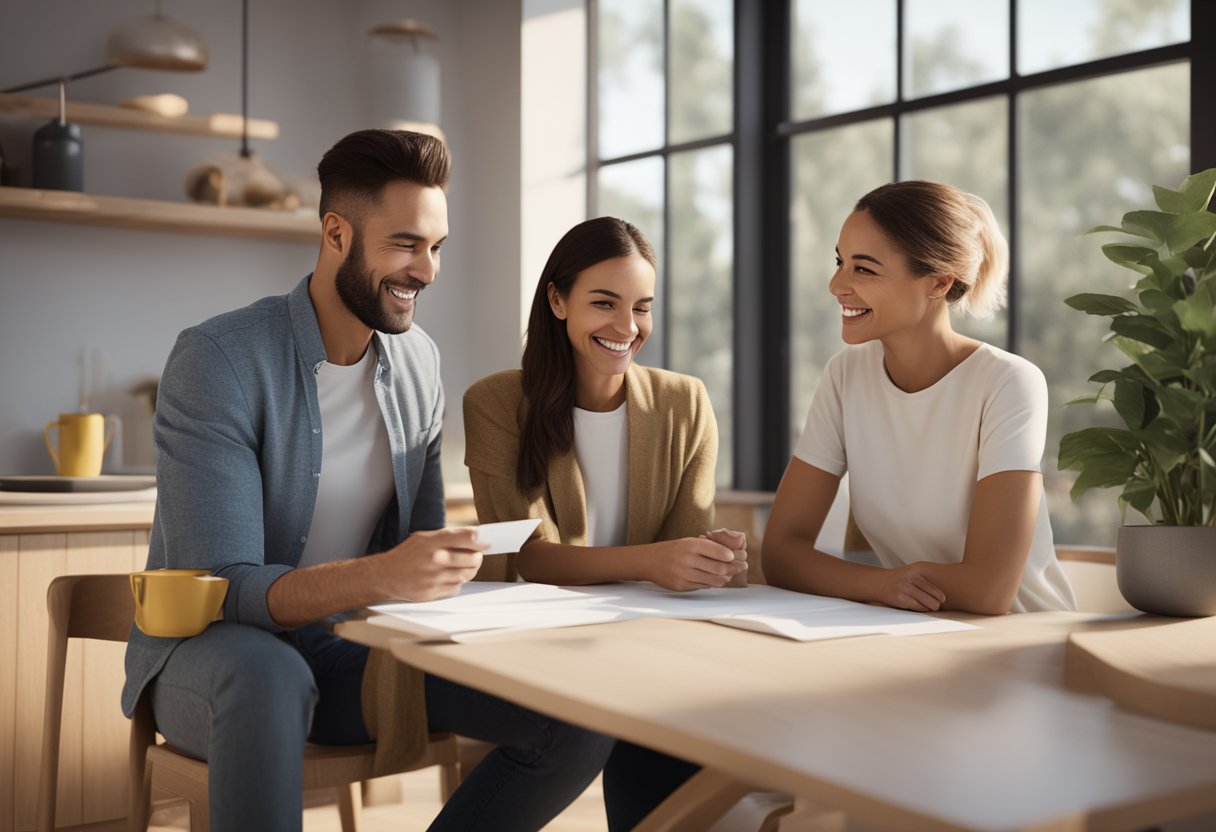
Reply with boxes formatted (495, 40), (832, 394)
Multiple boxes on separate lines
(337, 609), (1216, 832)
(1066, 614), (1216, 732)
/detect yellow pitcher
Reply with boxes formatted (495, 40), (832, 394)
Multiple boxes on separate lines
(130, 570), (229, 638)
(43, 412), (116, 476)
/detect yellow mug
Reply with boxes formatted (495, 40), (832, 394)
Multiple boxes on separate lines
(130, 570), (229, 638)
(43, 412), (116, 477)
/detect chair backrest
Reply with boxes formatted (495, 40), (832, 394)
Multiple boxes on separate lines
(38, 574), (137, 832)
(1055, 546), (1133, 614)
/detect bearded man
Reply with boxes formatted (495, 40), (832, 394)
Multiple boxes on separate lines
(124, 129), (614, 832)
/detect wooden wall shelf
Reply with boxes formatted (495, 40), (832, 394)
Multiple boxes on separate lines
(0, 186), (319, 241)
(0, 93), (279, 140)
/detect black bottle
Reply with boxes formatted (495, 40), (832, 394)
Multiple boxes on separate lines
(32, 80), (83, 192)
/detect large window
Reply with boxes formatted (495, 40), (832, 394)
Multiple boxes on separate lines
(590, 0), (1211, 545)
(593, 0), (735, 485)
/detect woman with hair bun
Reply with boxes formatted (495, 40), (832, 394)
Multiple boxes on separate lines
(764, 180), (1075, 614)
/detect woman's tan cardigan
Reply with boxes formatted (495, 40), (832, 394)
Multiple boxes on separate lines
(364, 364), (718, 773)
(462, 363), (719, 581)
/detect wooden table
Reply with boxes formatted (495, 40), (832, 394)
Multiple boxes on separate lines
(337, 609), (1216, 832)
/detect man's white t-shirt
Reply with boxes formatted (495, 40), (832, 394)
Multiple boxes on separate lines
(573, 403), (629, 548)
(793, 341), (1075, 612)
(298, 348), (396, 567)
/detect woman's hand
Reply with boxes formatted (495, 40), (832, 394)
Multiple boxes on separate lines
(645, 537), (747, 591)
(873, 563), (946, 611)
(701, 528), (748, 587)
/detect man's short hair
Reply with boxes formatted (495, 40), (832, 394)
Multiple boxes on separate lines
(316, 129), (450, 221)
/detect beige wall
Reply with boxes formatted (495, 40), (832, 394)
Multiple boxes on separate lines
(0, 0), (524, 489)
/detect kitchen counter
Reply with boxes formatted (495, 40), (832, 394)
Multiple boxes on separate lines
(0, 501), (156, 534)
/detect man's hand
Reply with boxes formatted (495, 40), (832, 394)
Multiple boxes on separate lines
(701, 528), (748, 587)
(378, 528), (490, 602)
(644, 536), (747, 592)
(873, 562), (946, 611)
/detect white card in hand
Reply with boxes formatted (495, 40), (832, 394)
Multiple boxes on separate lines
(472, 518), (542, 555)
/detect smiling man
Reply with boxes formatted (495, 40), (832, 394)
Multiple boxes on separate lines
(123, 130), (614, 832)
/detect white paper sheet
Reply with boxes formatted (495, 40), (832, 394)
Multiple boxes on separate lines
(709, 607), (975, 641)
(365, 580), (978, 643)
(468, 518), (542, 555)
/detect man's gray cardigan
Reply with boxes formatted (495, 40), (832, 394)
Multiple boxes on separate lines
(123, 275), (445, 716)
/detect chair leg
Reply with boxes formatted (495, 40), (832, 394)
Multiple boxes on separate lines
(439, 759), (461, 802)
(126, 756), (153, 832)
(188, 798), (209, 832)
(337, 782), (362, 832)
(128, 696), (157, 832)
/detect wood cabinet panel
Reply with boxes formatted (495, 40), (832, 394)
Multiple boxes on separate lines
(0, 537), (17, 832)
(2, 530), (148, 832)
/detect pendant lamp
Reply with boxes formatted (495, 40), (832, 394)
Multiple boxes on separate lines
(182, 0), (291, 210)
(2, 0), (208, 94)
(106, 0), (210, 72)
(367, 19), (445, 142)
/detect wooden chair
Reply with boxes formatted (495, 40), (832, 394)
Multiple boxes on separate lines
(1054, 546), (1133, 614)
(715, 491), (776, 584)
(37, 574), (462, 832)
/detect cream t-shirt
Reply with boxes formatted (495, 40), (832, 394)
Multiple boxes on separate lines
(573, 402), (629, 547)
(793, 341), (1075, 612)
(298, 348), (395, 567)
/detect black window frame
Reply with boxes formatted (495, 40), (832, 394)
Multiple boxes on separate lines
(590, 0), (1215, 491)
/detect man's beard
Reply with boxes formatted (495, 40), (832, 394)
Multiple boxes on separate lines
(335, 231), (424, 334)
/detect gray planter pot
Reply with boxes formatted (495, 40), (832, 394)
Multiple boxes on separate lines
(1116, 526), (1216, 617)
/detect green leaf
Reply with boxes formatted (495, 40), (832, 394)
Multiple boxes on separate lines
(1069, 457), (1141, 500)
(1121, 210), (1174, 244)
(1173, 291), (1216, 337)
(1163, 253), (1193, 275)
(1165, 212), (1216, 255)
(1058, 427), (1142, 470)
(1153, 168), (1216, 213)
(1088, 369), (1123, 383)
(1189, 363), (1216, 394)
(1065, 394), (1104, 406)
(1180, 247), (1216, 275)
(1155, 385), (1204, 422)
(1102, 243), (1157, 273)
(1084, 224), (1130, 235)
(1120, 478), (1158, 514)
(1200, 448), (1216, 471)
(1113, 378), (1147, 429)
(1064, 293), (1138, 316)
(1110, 315), (1175, 350)
(1136, 419), (1191, 457)
(1138, 288), (1178, 312)
(1142, 386), (1161, 426)
(1137, 251), (1190, 293)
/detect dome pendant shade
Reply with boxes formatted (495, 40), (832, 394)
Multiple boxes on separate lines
(106, 12), (209, 71)
(368, 19), (442, 140)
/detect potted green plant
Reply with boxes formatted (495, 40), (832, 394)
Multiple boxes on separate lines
(1058, 167), (1216, 616)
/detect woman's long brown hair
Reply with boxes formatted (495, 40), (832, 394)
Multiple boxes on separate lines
(517, 217), (656, 494)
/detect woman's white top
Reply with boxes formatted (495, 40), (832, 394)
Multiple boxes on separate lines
(793, 341), (1075, 612)
(573, 402), (629, 548)
(299, 348), (395, 567)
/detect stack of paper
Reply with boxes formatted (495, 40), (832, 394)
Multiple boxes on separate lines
(366, 580), (977, 643)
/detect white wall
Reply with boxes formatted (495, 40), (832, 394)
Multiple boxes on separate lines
(521, 0), (587, 334)
(0, 0), (523, 484)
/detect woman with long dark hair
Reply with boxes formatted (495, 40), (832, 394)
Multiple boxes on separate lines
(463, 216), (746, 829)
